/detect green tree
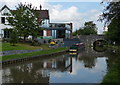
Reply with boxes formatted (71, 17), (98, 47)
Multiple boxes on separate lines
(7, 3), (42, 41)
(83, 21), (97, 35)
(100, 1), (120, 43)
(10, 29), (18, 46)
(73, 21), (97, 35)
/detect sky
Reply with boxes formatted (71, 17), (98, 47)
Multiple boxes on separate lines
(0, 0), (107, 34)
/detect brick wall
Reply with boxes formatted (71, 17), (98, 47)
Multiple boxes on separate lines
(46, 30), (51, 36)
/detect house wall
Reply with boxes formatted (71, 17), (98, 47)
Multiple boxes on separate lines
(41, 19), (51, 37)
(41, 19), (49, 28)
(0, 7), (12, 39)
(43, 30), (47, 36)
(46, 30), (51, 36)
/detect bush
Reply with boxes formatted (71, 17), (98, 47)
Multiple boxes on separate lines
(2, 38), (10, 42)
(31, 40), (41, 46)
(10, 30), (18, 46)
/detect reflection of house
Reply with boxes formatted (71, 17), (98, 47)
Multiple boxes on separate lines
(2, 56), (72, 83)
(0, 5), (72, 39)
(42, 57), (72, 72)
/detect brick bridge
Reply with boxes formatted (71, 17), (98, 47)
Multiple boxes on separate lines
(77, 35), (106, 46)
(63, 35), (106, 47)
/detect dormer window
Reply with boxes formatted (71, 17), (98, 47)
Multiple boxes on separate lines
(1, 17), (5, 24)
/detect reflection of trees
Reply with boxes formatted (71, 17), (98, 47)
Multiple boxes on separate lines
(2, 55), (72, 83)
(76, 47), (106, 68)
(78, 56), (96, 68)
(105, 50), (118, 71)
(7, 63), (50, 83)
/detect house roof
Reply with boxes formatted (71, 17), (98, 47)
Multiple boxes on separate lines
(0, 5), (10, 12)
(11, 10), (49, 20)
(35, 10), (49, 20)
(0, 5), (49, 20)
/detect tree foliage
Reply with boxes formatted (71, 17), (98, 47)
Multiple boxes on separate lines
(73, 21), (97, 36)
(7, 3), (42, 41)
(100, 1), (120, 43)
(10, 29), (18, 46)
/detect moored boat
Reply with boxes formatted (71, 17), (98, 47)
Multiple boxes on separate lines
(69, 43), (85, 52)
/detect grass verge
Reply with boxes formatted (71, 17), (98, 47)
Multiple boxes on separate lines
(101, 46), (120, 84)
(1, 42), (50, 51)
(1, 47), (68, 61)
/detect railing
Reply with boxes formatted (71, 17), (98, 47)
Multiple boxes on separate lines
(49, 23), (70, 29)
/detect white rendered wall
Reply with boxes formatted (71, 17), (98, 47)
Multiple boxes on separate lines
(0, 8), (12, 39)
(43, 30), (47, 36)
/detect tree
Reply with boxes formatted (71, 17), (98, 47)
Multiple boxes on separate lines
(7, 3), (42, 41)
(83, 21), (97, 35)
(99, 1), (120, 43)
(73, 21), (97, 35)
(10, 29), (18, 46)
(106, 18), (120, 42)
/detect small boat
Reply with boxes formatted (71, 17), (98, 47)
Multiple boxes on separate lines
(69, 43), (85, 52)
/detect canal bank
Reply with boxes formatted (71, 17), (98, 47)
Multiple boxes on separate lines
(101, 46), (120, 84)
(1, 47), (68, 65)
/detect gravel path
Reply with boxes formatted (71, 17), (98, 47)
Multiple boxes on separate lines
(0, 49), (43, 56)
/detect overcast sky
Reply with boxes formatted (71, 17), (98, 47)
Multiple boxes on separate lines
(1, 0), (106, 34)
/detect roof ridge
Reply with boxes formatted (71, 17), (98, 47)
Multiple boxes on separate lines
(0, 5), (10, 12)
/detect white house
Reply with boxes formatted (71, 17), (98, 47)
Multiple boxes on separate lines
(0, 5), (12, 39)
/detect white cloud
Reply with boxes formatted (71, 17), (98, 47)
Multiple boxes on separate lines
(44, 0), (103, 2)
(45, 4), (104, 34)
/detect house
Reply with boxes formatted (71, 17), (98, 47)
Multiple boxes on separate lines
(0, 5), (72, 40)
(0, 5), (12, 39)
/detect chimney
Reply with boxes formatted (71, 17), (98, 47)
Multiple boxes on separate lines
(40, 5), (42, 10)
(70, 23), (73, 39)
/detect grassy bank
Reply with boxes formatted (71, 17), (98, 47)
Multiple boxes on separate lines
(1, 47), (68, 61)
(101, 46), (120, 84)
(1, 42), (50, 51)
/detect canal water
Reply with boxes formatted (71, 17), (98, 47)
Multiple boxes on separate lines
(2, 47), (115, 83)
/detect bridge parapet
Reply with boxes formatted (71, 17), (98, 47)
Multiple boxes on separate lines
(76, 35), (106, 46)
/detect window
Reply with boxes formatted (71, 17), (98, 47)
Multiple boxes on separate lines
(1, 17), (5, 24)
(4, 30), (10, 38)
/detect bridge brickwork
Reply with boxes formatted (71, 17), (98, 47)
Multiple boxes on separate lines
(77, 35), (105, 46)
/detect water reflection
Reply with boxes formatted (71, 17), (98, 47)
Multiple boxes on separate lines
(2, 47), (109, 83)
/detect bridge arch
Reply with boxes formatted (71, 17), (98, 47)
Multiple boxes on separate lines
(93, 40), (108, 52)
(93, 39), (108, 46)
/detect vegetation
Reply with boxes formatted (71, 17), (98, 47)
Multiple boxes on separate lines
(2, 47), (68, 61)
(9, 30), (18, 46)
(73, 21), (97, 36)
(101, 47), (120, 84)
(100, 1), (120, 44)
(99, 1), (120, 83)
(1, 42), (50, 51)
(7, 3), (43, 41)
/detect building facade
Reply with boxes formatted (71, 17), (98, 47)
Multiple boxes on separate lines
(0, 5), (12, 39)
(0, 5), (72, 39)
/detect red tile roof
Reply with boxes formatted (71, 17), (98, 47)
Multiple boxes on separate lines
(35, 10), (49, 19)
(1, 5), (49, 20)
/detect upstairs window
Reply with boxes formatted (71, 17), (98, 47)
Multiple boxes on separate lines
(1, 17), (5, 24)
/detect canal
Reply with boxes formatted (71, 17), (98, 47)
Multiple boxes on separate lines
(2, 47), (116, 83)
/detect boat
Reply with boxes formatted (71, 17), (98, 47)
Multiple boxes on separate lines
(69, 43), (85, 52)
